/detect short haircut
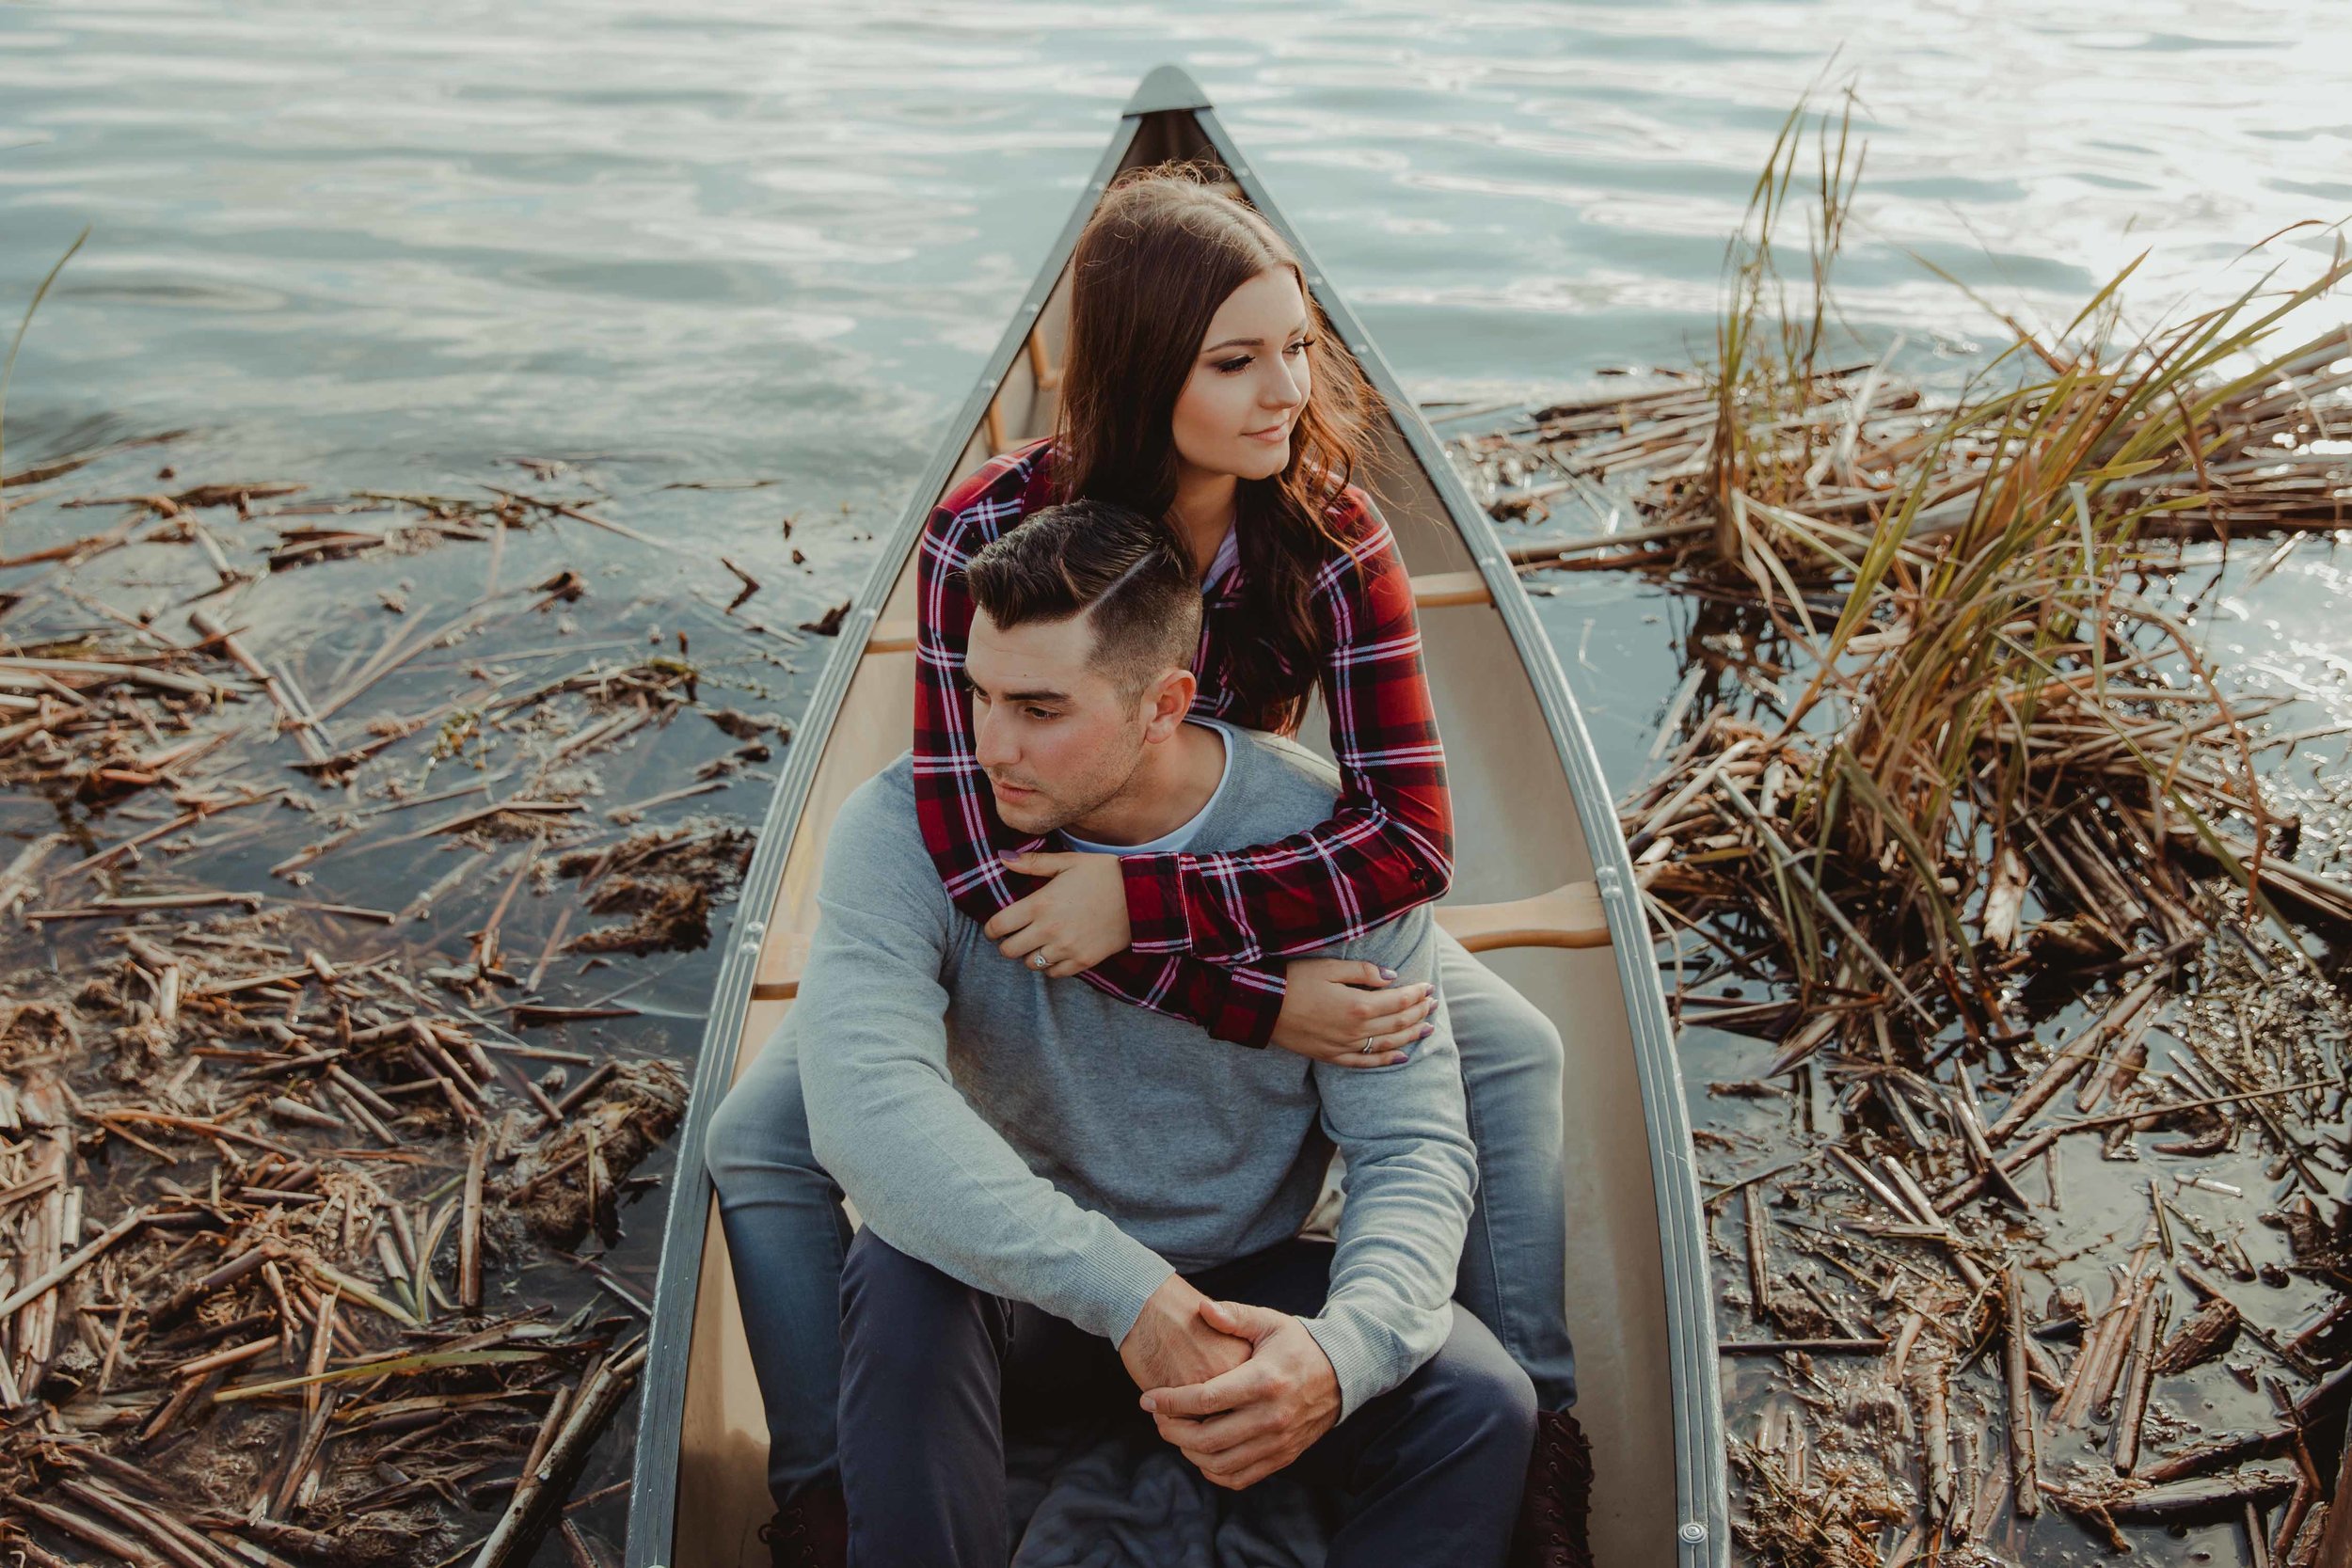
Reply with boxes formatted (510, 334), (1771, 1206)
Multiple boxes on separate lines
(962, 499), (1203, 696)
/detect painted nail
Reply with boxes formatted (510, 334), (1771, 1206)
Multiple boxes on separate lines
(1376, 965), (1398, 981)
(1416, 1022), (1435, 1040)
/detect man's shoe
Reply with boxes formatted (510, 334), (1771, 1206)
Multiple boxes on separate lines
(1509, 1407), (1597, 1568)
(758, 1484), (848, 1568)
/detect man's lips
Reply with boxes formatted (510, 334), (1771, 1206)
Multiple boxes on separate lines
(990, 778), (1037, 800)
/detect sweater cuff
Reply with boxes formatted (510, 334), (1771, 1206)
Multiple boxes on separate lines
(1120, 851), (1193, 954)
(1301, 1301), (1406, 1423)
(1069, 1234), (1180, 1349)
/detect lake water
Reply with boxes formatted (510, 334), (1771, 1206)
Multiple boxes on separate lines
(5, 2), (2349, 1563)
(7, 0), (2349, 775)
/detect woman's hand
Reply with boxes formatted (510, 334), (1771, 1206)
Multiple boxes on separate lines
(1269, 958), (1436, 1068)
(984, 851), (1134, 977)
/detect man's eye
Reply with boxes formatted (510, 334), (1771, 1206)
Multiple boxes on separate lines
(1025, 706), (1058, 721)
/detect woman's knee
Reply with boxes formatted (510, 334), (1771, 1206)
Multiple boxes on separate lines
(701, 1061), (819, 1194)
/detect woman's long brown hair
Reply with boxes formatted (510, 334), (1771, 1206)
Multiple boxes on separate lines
(1052, 162), (1384, 734)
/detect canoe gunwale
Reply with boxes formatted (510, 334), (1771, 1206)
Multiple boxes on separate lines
(624, 64), (1729, 1568)
(619, 107), (1150, 1568)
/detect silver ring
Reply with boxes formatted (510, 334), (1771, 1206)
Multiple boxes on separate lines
(1030, 953), (1050, 971)
(1359, 1036), (1375, 1054)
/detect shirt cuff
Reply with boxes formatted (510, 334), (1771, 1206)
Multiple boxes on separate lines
(1179, 959), (1286, 1049)
(1301, 1301), (1407, 1423)
(1120, 851), (1193, 954)
(1070, 1236), (1181, 1349)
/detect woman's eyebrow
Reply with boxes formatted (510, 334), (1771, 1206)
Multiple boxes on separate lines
(1200, 317), (1312, 353)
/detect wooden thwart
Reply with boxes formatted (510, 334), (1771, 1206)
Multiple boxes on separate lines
(748, 879), (1605, 1002)
(863, 569), (1495, 657)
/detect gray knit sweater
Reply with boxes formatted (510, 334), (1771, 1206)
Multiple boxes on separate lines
(795, 735), (1475, 1418)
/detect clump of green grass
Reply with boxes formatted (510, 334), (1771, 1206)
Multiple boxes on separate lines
(1594, 96), (2352, 1034)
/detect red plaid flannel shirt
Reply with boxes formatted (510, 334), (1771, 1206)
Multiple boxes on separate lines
(911, 436), (1454, 1047)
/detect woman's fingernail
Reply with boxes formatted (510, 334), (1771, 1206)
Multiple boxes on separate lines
(1416, 1022), (1435, 1040)
(1377, 965), (1398, 981)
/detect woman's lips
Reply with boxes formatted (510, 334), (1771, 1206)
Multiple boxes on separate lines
(1244, 423), (1290, 444)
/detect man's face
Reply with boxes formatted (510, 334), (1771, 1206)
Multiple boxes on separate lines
(964, 610), (1152, 836)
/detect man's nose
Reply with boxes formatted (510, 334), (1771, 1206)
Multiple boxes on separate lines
(974, 705), (1014, 769)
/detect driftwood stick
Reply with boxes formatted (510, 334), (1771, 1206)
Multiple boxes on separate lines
(460, 1137), (486, 1311)
(468, 1341), (648, 1568)
(1742, 1182), (1774, 1323)
(2114, 1282), (2165, 1472)
(2003, 1269), (2041, 1517)
(0, 1205), (151, 1318)
(10, 1495), (171, 1568)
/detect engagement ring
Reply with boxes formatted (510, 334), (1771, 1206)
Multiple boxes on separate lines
(1359, 1037), (1375, 1054)
(1030, 953), (1050, 971)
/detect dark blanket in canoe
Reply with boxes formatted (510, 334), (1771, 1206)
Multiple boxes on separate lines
(1007, 1409), (1332, 1567)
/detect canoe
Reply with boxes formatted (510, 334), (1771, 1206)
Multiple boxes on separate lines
(624, 63), (1726, 1568)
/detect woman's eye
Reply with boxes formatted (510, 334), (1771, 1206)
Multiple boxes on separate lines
(1215, 356), (1251, 374)
(1284, 336), (1314, 356)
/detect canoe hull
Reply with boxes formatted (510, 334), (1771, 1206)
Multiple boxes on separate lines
(626, 64), (1726, 1568)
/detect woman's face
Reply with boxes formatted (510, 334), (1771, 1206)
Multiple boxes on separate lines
(1170, 266), (1313, 483)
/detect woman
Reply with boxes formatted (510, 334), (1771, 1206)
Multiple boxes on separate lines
(705, 165), (1585, 1564)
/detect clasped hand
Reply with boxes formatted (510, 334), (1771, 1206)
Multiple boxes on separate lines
(984, 851), (1131, 977)
(1126, 1280), (1341, 1491)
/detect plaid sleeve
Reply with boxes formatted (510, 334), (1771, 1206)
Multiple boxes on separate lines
(910, 446), (1291, 1048)
(1120, 489), (1454, 963)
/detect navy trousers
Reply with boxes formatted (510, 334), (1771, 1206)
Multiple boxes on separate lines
(836, 1230), (1535, 1568)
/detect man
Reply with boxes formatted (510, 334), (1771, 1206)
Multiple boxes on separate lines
(792, 499), (1535, 1565)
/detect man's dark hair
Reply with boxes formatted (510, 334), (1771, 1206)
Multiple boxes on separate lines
(962, 499), (1203, 696)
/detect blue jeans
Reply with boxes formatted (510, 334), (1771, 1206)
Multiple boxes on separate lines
(837, 1230), (1534, 1568)
(702, 929), (1575, 1506)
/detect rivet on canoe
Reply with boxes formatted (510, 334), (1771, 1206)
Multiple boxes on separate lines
(1679, 1521), (1708, 1543)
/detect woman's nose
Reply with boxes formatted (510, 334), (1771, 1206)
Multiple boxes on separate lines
(1264, 357), (1306, 408)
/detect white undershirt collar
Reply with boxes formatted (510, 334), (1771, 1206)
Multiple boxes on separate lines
(1058, 719), (1233, 857)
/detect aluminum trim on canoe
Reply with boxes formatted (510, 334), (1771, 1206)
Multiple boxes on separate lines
(1184, 87), (1730, 1568)
(620, 106), (1151, 1568)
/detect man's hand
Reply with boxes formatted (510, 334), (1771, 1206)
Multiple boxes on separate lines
(1270, 958), (1436, 1068)
(985, 851), (1132, 977)
(1140, 1299), (1342, 1490)
(1119, 1274), (1251, 1395)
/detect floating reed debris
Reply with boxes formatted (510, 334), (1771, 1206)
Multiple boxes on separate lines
(2, 441), (772, 1561)
(1454, 93), (2352, 1566)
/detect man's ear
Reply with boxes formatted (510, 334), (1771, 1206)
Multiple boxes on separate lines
(1139, 667), (1197, 742)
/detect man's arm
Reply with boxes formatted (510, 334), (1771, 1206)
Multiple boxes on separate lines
(1298, 907), (1478, 1420)
(796, 775), (1175, 1346)
(1139, 905), (1475, 1483)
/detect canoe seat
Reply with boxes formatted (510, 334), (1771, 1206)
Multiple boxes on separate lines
(746, 879), (1605, 1001)
(861, 570), (1495, 657)
(1437, 880), (1608, 953)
